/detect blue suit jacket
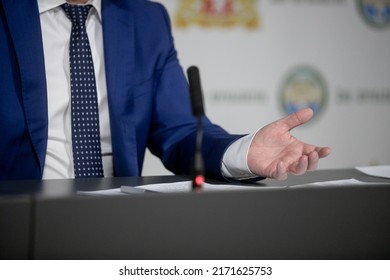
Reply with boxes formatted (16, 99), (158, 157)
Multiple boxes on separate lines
(0, 0), (242, 180)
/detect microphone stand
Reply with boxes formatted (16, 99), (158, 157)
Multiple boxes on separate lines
(187, 66), (205, 192)
(193, 112), (204, 192)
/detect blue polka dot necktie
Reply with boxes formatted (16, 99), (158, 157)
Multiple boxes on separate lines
(62, 4), (104, 178)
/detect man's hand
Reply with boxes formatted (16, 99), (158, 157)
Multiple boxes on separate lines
(247, 108), (331, 180)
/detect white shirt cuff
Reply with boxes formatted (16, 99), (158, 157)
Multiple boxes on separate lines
(221, 132), (257, 180)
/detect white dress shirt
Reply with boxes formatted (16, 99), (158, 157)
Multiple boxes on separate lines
(38, 0), (254, 180)
(39, 0), (113, 179)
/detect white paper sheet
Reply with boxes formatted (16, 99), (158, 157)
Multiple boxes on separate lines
(129, 181), (278, 193)
(355, 165), (390, 179)
(289, 178), (389, 188)
(78, 181), (274, 196)
(77, 177), (389, 196)
(77, 188), (127, 196)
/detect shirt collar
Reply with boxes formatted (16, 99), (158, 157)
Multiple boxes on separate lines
(37, 0), (102, 21)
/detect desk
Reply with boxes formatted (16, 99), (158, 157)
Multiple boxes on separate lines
(1, 169), (390, 259)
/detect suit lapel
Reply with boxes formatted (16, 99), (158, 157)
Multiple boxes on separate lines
(101, 0), (135, 113)
(102, 0), (139, 175)
(2, 0), (48, 175)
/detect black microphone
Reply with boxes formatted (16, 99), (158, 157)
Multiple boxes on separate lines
(187, 66), (205, 192)
(187, 66), (205, 117)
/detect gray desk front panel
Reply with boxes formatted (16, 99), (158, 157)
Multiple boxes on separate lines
(33, 185), (390, 259)
(0, 197), (31, 259)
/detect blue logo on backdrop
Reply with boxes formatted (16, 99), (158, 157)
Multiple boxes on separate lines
(279, 65), (328, 120)
(357, 0), (390, 29)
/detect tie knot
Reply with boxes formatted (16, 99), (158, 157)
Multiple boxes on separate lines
(62, 3), (92, 26)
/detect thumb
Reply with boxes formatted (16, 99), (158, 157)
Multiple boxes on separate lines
(280, 108), (314, 131)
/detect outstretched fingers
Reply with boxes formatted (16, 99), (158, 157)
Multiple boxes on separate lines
(281, 108), (314, 131)
(272, 155), (309, 180)
(273, 150), (322, 180)
(271, 162), (288, 180)
(317, 147), (331, 158)
(305, 147), (331, 171)
(287, 155), (309, 176)
(307, 150), (319, 171)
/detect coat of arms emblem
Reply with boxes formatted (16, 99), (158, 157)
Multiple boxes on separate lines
(175, 0), (260, 29)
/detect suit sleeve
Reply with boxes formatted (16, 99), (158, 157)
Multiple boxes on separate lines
(147, 3), (243, 181)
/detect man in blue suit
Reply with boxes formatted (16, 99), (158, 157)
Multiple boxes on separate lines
(0, 0), (330, 181)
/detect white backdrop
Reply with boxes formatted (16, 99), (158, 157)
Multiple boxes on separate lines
(142, 0), (390, 176)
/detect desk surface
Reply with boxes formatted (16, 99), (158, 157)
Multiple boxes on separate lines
(1, 168), (390, 197)
(1, 169), (390, 260)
